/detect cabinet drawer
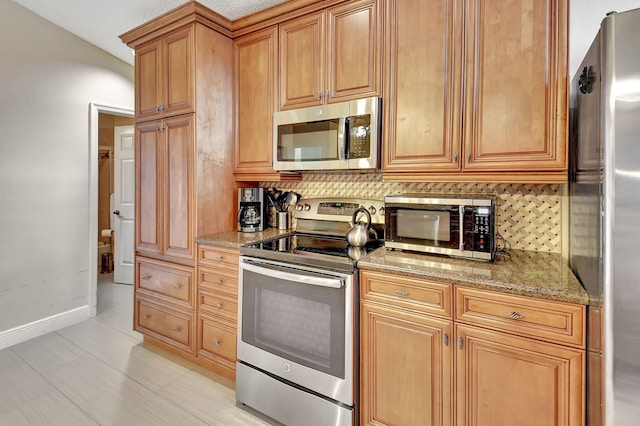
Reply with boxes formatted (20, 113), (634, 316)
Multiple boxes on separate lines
(198, 288), (238, 322)
(454, 286), (585, 348)
(360, 270), (452, 318)
(198, 315), (237, 363)
(197, 266), (238, 297)
(136, 258), (193, 305)
(135, 298), (192, 351)
(198, 246), (239, 272)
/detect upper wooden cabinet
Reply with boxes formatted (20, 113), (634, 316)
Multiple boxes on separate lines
(383, 0), (569, 183)
(279, 0), (382, 110)
(135, 26), (194, 122)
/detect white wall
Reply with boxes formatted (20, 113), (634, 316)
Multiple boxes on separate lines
(570, 0), (640, 77)
(0, 1), (133, 338)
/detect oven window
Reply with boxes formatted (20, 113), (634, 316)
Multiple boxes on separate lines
(277, 120), (340, 162)
(241, 267), (346, 378)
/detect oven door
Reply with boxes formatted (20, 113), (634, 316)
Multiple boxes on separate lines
(237, 257), (355, 405)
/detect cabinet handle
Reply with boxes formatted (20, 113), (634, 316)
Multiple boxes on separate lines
(142, 314), (150, 320)
(325, 89), (330, 100)
(457, 336), (463, 350)
(317, 91), (322, 100)
(159, 104), (165, 111)
(395, 289), (408, 296)
(506, 311), (524, 319)
(214, 255), (224, 261)
(453, 152), (458, 162)
(172, 327), (181, 333)
(214, 339), (221, 346)
(215, 303), (223, 309)
(141, 275), (151, 281)
(173, 283), (182, 289)
(466, 152), (471, 162)
(213, 279), (223, 285)
(155, 105), (159, 112)
(443, 333), (449, 346)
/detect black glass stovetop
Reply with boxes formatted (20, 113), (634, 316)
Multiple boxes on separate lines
(240, 233), (383, 272)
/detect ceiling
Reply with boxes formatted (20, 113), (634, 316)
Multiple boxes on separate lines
(11, 0), (288, 66)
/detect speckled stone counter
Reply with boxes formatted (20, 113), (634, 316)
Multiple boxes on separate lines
(196, 228), (293, 250)
(358, 249), (588, 305)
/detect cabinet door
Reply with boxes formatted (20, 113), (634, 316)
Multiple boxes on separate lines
(326, 0), (381, 103)
(234, 27), (278, 174)
(462, 0), (568, 171)
(162, 114), (195, 263)
(279, 12), (325, 110)
(455, 324), (584, 426)
(135, 121), (162, 255)
(383, 0), (462, 172)
(163, 26), (194, 118)
(361, 301), (452, 426)
(135, 40), (163, 122)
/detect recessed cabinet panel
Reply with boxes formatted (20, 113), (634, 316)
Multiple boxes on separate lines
(164, 28), (194, 117)
(136, 122), (162, 255)
(136, 41), (163, 121)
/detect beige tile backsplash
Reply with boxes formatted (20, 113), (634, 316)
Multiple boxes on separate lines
(262, 172), (563, 253)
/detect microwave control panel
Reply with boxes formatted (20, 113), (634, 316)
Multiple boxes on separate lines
(471, 206), (494, 253)
(347, 115), (371, 159)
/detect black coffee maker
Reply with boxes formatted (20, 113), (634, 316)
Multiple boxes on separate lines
(238, 188), (266, 232)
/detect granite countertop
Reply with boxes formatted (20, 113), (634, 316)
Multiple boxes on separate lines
(358, 248), (589, 305)
(196, 231), (588, 305)
(196, 228), (293, 250)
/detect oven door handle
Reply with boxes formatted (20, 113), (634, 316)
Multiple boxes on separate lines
(241, 261), (344, 289)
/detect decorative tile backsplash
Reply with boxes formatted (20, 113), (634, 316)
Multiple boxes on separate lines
(262, 172), (563, 253)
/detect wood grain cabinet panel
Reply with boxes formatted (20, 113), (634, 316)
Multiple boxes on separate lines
(197, 246), (239, 272)
(136, 257), (194, 307)
(197, 266), (238, 297)
(197, 313), (237, 369)
(455, 323), (584, 426)
(198, 288), (237, 322)
(279, 0), (381, 110)
(135, 297), (193, 353)
(383, 0), (569, 182)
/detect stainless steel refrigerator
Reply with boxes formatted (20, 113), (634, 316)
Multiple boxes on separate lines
(570, 7), (640, 426)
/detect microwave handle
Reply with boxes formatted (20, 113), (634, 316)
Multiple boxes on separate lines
(458, 206), (465, 251)
(338, 116), (348, 160)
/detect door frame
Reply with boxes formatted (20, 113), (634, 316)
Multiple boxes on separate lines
(89, 102), (134, 316)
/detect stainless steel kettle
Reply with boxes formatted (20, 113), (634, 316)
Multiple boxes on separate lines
(346, 207), (378, 247)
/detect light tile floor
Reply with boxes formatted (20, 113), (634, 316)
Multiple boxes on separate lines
(0, 273), (271, 425)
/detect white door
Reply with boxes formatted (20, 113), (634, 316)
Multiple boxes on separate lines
(113, 125), (135, 284)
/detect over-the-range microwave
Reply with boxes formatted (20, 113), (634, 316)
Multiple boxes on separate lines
(273, 97), (381, 172)
(384, 195), (496, 261)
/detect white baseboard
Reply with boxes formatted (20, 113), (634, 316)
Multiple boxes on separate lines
(0, 306), (92, 350)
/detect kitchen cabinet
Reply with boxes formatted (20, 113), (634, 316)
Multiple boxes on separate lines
(455, 286), (585, 426)
(360, 270), (453, 425)
(135, 27), (194, 122)
(360, 270), (586, 425)
(121, 4), (239, 360)
(195, 245), (240, 380)
(278, 0), (381, 110)
(383, 0), (569, 183)
(233, 27), (300, 181)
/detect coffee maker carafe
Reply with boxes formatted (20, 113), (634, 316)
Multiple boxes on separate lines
(238, 188), (266, 232)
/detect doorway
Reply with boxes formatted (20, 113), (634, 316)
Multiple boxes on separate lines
(89, 103), (134, 317)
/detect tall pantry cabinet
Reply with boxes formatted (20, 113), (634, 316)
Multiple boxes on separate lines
(120, 2), (239, 369)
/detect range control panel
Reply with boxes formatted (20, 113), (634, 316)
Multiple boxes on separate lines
(294, 198), (385, 224)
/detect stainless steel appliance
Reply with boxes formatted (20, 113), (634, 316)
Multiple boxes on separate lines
(236, 198), (385, 426)
(273, 97), (381, 171)
(569, 8), (640, 425)
(238, 188), (266, 232)
(384, 195), (495, 261)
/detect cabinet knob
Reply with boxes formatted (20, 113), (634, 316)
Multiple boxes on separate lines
(443, 333), (449, 346)
(453, 152), (458, 162)
(395, 289), (408, 296)
(215, 303), (223, 309)
(141, 275), (151, 281)
(215, 255), (224, 261)
(213, 279), (223, 285)
(214, 339), (221, 346)
(173, 283), (182, 289)
(172, 327), (181, 333)
(457, 336), (464, 350)
(142, 314), (150, 320)
(506, 311), (524, 319)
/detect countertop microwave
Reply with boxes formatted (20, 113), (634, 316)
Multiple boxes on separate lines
(384, 195), (496, 261)
(273, 97), (381, 172)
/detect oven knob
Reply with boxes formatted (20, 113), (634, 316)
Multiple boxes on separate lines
(368, 205), (377, 215)
(283, 362), (291, 373)
(296, 204), (303, 211)
(303, 203), (311, 211)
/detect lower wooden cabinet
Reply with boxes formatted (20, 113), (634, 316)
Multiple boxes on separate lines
(359, 270), (586, 426)
(360, 301), (452, 425)
(134, 296), (194, 353)
(455, 323), (584, 426)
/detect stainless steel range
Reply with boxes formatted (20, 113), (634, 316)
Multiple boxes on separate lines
(236, 198), (385, 426)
